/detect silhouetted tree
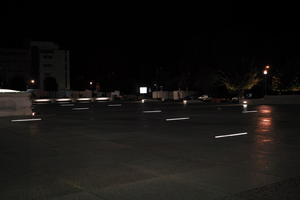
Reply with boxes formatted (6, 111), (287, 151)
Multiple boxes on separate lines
(217, 57), (261, 97)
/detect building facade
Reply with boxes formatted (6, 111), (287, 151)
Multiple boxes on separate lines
(0, 41), (70, 91)
(30, 41), (70, 90)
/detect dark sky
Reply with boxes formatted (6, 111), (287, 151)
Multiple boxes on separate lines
(1, 1), (300, 91)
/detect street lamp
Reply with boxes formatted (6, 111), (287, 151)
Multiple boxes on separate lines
(28, 79), (36, 89)
(263, 70), (268, 96)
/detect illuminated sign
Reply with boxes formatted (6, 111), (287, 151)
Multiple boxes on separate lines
(139, 87), (147, 94)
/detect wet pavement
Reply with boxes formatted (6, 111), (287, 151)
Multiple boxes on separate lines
(1, 102), (300, 199)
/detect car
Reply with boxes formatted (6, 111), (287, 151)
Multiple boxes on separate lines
(198, 94), (211, 101)
(231, 97), (239, 103)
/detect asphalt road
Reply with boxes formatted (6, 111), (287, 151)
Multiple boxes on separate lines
(1, 101), (300, 200)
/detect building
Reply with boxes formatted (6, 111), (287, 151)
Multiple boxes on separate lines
(0, 41), (70, 91)
(30, 41), (70, 90)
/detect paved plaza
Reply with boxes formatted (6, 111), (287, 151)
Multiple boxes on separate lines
(1, 102), (300, 199)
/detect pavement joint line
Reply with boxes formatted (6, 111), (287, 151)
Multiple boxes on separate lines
(107, 104), (122, 107)
(242, 110), (258, 113)
(166, 117), (190, 121)
(143, 110), (162, 113)
(215, 132), (248, 138)
(60, 104), (75, 107)
(11, 118), (42, 122)
(72, 107), (89, 110)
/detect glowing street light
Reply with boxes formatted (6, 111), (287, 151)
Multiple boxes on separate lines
(30, 79), (35, 84)
(89, 81), (93, 85)
(263, 70), (268, 96)
(265, 65), (270, 69)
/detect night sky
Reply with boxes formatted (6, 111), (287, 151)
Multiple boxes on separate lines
(1, 1), (300, 92)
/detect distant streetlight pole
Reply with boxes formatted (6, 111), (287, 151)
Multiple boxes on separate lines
(29, 79), (35, 89)
(89, 81), (94, 97)
(263, 69), (268, 96)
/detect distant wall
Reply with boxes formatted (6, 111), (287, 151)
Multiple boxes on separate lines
(244, 95), (300, 105)
(0, 93), (32, 117)
(152, 91), (196, 100)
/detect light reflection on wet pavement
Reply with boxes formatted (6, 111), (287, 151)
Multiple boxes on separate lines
(1, 103), (300, 200)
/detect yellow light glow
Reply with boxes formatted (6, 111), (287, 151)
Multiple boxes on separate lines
(183, 100), (187, 104)
(265, 65), (270, 69)
(89, 82), (93, 85)
(263, 70), (268, 75)
(30, 79), (35, 84)
(141, 99), (145, 103)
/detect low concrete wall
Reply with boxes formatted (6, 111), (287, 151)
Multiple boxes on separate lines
(153, 91), (197, 100)
(0, 93), (32, 117)
(244, 95), (300, 105)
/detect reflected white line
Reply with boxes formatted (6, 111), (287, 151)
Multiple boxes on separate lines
(72, 107), (89, 110)
(11, 118), (42, 122)
(143, 110), (162, 113)
(60, 104), (75, 107)
(56, 98), (72, 102)
(107, 104), (122, 107)
(215, 132), (248, 139)
(96, 97), (110, 101)
(34, 99), (51, 102)
(242, 110), (258, 113)
(77, 98), (91, 101)
(166, 117), (190, 121)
